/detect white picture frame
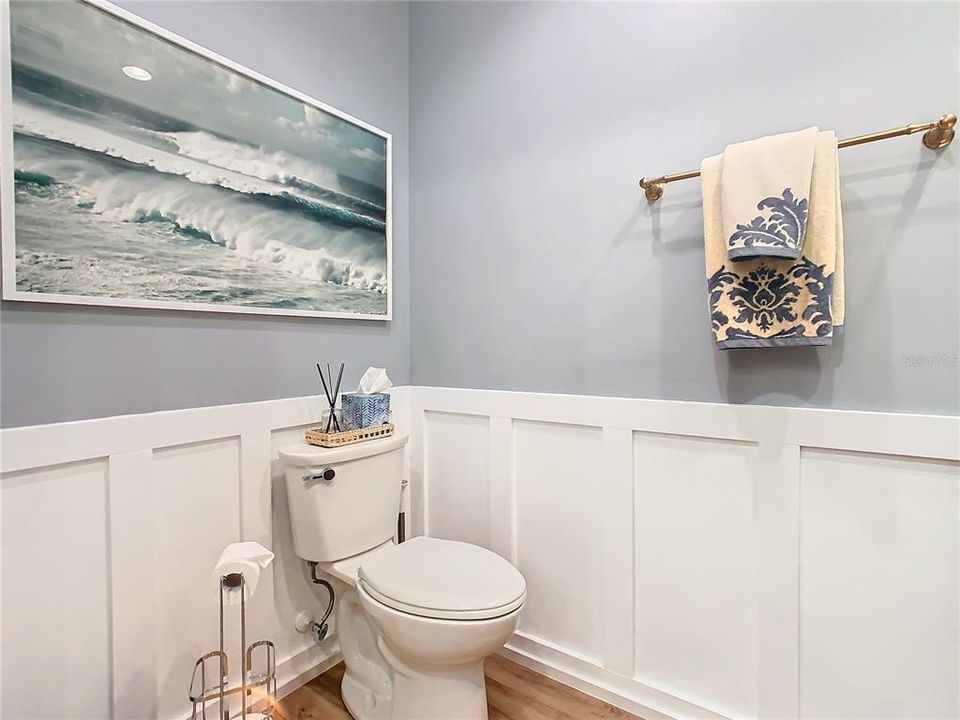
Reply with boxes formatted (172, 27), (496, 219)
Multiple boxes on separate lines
(0, 0), (392, 320)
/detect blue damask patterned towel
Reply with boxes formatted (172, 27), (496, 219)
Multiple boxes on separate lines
(722, 127), (818, 261)
(702, 131), (844, 349)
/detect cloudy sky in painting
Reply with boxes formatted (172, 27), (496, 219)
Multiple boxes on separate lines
(8, 0), (387, 191)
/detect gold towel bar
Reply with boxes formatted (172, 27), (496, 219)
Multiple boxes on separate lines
(639, 113), (956, 201)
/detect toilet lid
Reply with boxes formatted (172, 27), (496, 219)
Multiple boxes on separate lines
(358, 537), (526, 620)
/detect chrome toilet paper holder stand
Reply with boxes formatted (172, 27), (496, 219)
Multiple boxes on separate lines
(188, 572), (277, 720)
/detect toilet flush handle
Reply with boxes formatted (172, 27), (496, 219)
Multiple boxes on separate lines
(302, 467), (336, 483)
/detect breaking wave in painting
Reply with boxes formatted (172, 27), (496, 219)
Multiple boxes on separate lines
(10, 59), (389, 315)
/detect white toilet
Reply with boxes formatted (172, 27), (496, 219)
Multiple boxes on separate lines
(279, 434), (525, 720)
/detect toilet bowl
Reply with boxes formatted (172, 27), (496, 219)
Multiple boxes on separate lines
(279, 436), (526, 720)
(358, 584), (522, 720)
(328, 537), (524, 720)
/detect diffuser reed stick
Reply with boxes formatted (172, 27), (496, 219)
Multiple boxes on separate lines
(316, 362), (345, 433)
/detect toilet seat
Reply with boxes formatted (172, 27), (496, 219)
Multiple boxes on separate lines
(358, 537), (526, 620)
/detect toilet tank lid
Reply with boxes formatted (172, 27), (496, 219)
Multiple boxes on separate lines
(358, 537), (526, 619)
(279, 434), (408, 466)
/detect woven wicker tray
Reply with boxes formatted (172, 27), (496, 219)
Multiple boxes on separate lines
(305, 423), (395, 448)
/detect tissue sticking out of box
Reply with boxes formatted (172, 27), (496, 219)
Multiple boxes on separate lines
(358, 367), (392, 395)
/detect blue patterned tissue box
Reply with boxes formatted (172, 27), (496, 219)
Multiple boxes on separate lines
(341, 393), (390, 430)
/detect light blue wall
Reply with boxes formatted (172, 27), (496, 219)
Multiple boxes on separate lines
(2, 1), (958, 427)
(0, 0), (411, 427)
(409, 1), (959, 414)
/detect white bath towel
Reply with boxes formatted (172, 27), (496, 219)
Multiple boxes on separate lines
(722, 127), (818, 260)
(703, 130), (844, 349)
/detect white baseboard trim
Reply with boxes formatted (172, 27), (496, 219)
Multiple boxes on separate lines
(501, 632), (738, 720)
(275, 643), (343, 702)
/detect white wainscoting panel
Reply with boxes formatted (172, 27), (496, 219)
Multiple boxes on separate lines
(799, 448), (959, 720)
(1, 459), (111, 720)
(152, 438), (241, 720)
(409, 386), (960, 720)
(514, 420), (605, 664)
(2, 386), (956, 720)
(424, 411), (491, 548)
(110, 449), (160, 720)
(0, 389), (411, 720)
(633, 433), (758, 719)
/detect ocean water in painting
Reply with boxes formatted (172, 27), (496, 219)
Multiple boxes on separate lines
(7, 0), (388, 314)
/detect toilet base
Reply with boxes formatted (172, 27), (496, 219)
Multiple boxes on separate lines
(381, 648), (488, 720)
(335, 587), (392, 720)
(342, 659), (487, 720)
(342, 671), (389, 720)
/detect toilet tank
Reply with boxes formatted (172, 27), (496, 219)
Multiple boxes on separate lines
(279, 434), (408, 563)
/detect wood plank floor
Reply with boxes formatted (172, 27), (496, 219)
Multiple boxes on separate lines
(274, 654), (642, 720)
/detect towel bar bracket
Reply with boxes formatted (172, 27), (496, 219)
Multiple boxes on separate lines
(921, 113), (957, 150)
(639, 113), (956, 202)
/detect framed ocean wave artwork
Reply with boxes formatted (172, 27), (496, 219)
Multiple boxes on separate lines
(0, 0), (392, 319)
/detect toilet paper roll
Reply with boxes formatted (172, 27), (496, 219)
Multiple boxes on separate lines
(214, 541), (274, 606)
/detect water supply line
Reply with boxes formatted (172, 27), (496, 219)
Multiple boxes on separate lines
(307, 562), (336, 642)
